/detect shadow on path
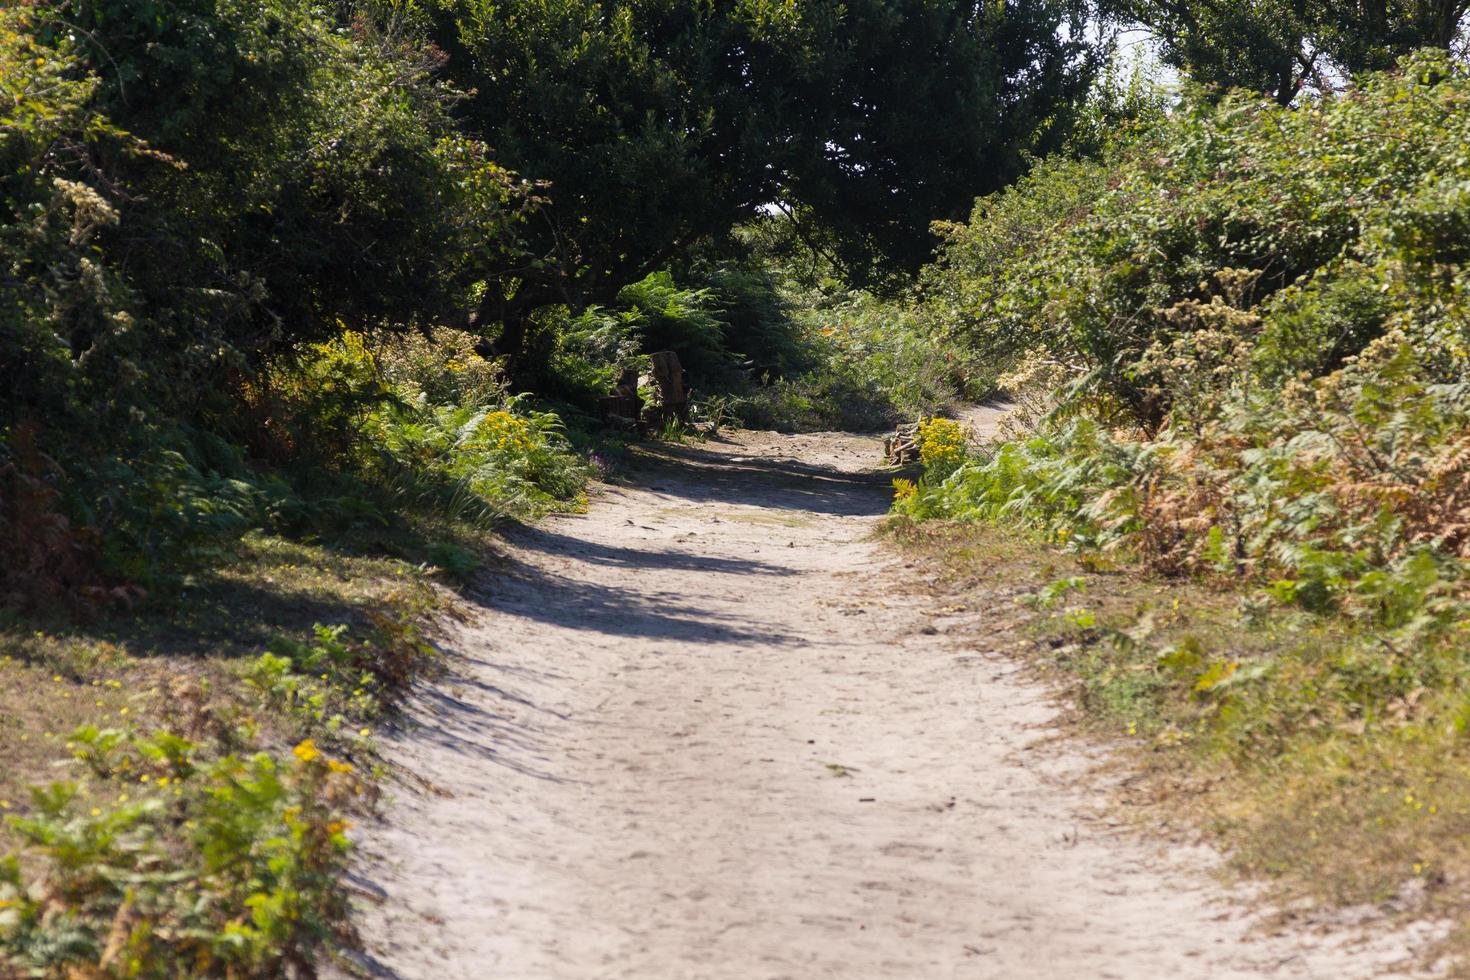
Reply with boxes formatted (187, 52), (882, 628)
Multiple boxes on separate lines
(625, 441), (894, 517)
(507, 528), (799, 578)
(462, 561), (798, 646)
(454, 439), (890, 646)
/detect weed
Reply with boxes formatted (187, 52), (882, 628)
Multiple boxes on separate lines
(2, 727), (360, 977)
(896, 520), (1470, 967)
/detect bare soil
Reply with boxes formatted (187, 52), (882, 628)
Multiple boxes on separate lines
(344, 422), (1437, 979)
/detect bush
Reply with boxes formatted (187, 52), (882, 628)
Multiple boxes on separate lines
(2, 732), (359, 977)
(247, 331), (590, 531)
(902, 53), (1470, 633)
(1, 1), (548, 606)
(733, 291), (988, 432)
(922, 53), (1470, 424)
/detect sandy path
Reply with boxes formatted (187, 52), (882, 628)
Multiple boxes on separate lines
(345, 424), (1433, 979)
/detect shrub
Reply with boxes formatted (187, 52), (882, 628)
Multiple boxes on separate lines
(733, 292), (987, 432)
(901, 55), (1470, 645)
(1, 732), (359, 977)
(1, 1), (547, 604)
(922, 52), (1470, 424)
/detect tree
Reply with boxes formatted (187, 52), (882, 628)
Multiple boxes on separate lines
(28, 0), (536, 418)
(427, 0), (1098, 366)
(1109, 0), (1470, 104)
(1323, 1), (1470, 70)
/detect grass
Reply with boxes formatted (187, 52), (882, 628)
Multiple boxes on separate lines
(6, 523), (474, 744)
(889, 518), (1470, 974)
(0, 531), (441, 788)
(0, 526), (470, 975)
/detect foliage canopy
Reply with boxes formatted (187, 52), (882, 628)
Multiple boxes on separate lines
(429, 0), (1099, 363)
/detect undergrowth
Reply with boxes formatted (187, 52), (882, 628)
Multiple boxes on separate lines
(0, 322), (585, 976)
(0, 547), (443, 977)
(2, 732), (360, 976)
(731, 290), (989, 432)
(891, 53), (1470, 968)
(895, 520), (1470, 967)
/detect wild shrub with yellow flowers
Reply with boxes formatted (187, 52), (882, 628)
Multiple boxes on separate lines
(916, 417), (967, 476)
(256, 329), (591, 527)
(447, 400), (589, 513)
(1, 725), (361, 977)
(891, 416), (969, 514)
(1, 608), (428, 976)
(471, 409), (537, 456)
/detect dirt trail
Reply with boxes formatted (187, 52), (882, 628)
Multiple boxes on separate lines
(346, 422), (1434, 979)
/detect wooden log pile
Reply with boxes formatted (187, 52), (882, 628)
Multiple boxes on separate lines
(884, 422), (922, 466)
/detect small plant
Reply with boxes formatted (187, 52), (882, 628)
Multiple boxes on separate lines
(692, 395), (734, 437)
(2, 729), (359, 977)
(426, 540), (481, 579)
(655, 417), (691, 443)
(246, 617), (436, 740)
(916, 417), (967, 472)
(1026, 576), (1088, 610)
(68, 724), (134, 779)
(916, 416), (968, 481)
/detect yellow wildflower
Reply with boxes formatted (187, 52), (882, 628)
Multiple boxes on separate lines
(916, 416), (967, 471)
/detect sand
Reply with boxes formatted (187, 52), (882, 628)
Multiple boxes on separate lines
(343, 421), (1437, 979)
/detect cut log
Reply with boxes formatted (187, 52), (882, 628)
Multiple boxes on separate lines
(883, 422), (922, 465)
(598, 365), (643, 429)
(646, 350), (691, 425)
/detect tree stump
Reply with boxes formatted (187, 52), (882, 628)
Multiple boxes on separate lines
(597, 365), (643, 429)
(646, 350), (691, 425)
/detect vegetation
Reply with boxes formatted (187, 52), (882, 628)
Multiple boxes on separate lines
(429, 0), (1099, 365)
(1103, 0), (1470, 103)
(902, 51), (1470, 602)
(891, 46), (1470, 955)
(731, 289), (990, 432)
(2, 0), (1101, 971)
(895, 518), (1470, 933)
(3, 733), (360, 975)
(11, 0), (1470, 967)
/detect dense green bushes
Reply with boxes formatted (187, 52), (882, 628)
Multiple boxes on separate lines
(428, 0), (1098, 351)
(903, 53), (1470, 626)
(5, 2), (533, 428)
(733, 290), (988, 432)
(0, 2), (577, 608)
(924, 53), (1470, 424)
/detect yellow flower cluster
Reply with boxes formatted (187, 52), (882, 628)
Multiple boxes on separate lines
(293, 738), (354, 774)
(311, 329), (377, 370)
(917, 416), (966, 470)
(476, 410), (538, 454)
